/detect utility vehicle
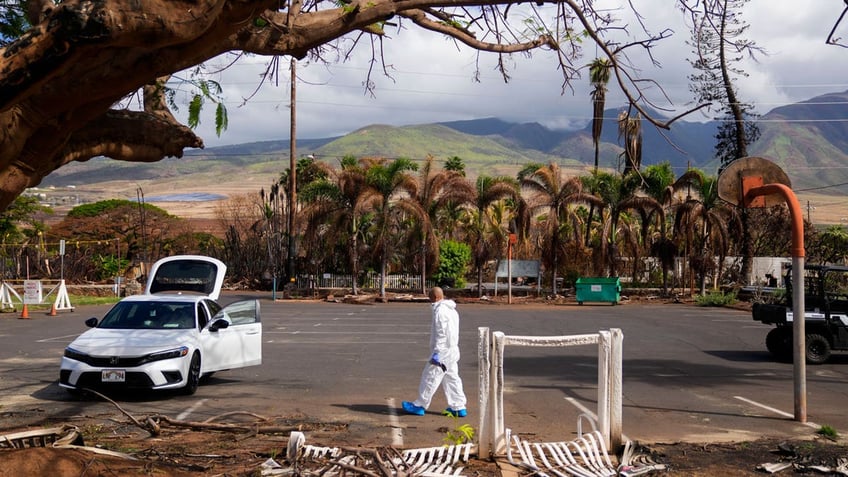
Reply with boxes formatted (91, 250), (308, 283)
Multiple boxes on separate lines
(752, 265), (848, 364)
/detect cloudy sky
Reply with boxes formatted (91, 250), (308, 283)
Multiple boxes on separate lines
(175, 1), (848, 148)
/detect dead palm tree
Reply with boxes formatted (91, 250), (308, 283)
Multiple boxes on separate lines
(617, 110), (643, 174)
(585, 58), (613, 245)
(363, 157), (426, 300)
(466, 175), (518, 297)
(299, 156), (377, 295)
(593, 170), (662, 278)
(671, 169), (737, 294)
(521, 162), (601, 295)
(414, 155), (475, 294)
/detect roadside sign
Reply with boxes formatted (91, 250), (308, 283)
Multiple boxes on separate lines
(23, 280), (42, 305)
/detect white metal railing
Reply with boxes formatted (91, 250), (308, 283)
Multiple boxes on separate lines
(292, 273), (435, 292)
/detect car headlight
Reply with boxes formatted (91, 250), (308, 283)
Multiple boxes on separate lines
(141, 346), (190, 364)
(64, 347), (88, 361)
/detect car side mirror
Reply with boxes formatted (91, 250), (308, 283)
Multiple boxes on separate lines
(85, 317), (98, 328)
(209, 319), (230, 332)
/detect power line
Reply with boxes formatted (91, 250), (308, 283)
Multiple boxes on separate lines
(796, 181), (848, 192)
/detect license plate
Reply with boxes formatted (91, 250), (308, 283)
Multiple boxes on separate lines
(101, 369), (126, 383)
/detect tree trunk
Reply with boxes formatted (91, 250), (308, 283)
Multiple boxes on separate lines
(351, 231), (359, 296)
(379, 252), (387, 301)
(0, 0), (566, 213)
(477, 263), (484, 298)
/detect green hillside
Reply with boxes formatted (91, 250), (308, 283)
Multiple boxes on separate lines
(750, 123), (848, 191)
(38, 90), (848, 200)
(313, 123), (582, 174)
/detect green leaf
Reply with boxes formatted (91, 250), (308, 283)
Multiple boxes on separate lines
(198, 80), (212, 98)
(188, 94), (203, 129)
(215, 103), (228, 136)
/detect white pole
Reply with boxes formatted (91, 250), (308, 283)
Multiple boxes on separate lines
(477, 327), (491, 459)
(598, 331), (611, 447)
(792, 257), (806, 421)
(492, 331), (506, 454)
(610, 328), (623, 450)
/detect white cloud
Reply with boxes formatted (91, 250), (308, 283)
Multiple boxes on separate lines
(178, 1), (848, 147)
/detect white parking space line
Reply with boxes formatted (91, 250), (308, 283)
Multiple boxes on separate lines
(734, 396), (820, 429)
(177, 399), (208, 421)
(386, 398), (404, 447)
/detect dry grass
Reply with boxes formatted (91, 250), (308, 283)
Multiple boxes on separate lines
(47, 170), (848, 227)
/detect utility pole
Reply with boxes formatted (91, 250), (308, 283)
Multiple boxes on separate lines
(136, 187), (146, 263)
(287, 58), (297, 284)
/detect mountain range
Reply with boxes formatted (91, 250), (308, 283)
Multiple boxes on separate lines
(41, 90), (848, 193)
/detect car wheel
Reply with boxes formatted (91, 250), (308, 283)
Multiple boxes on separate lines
(805, 334), (831, 365)
(765, 328), (792, 361)
(183, 352), (201, 395)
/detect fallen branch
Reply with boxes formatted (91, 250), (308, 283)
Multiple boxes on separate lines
(156, 415), (303, 434)
(84, 389), (302, 437)
(83, 388), (160, 436)
(202, 411), (270, 423)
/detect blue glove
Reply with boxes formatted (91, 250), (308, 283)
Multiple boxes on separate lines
(429, 353), (446, 371)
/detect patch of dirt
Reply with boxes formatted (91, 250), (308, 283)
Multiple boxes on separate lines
(0, 417), (499, 476)
(647, 438), (848, 476)
(2, 416), (847, 476)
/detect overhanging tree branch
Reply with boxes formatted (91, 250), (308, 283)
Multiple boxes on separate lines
(0, 0), (723, 212)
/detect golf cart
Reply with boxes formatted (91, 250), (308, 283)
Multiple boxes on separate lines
(752, 264), (848, 364)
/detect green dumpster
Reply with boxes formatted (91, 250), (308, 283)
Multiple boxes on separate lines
(575, 277), (621, 305)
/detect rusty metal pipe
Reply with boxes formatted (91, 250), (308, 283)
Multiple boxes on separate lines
(745, 183), (806, 422)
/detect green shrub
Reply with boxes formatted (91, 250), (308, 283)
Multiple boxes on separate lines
(433, 240), (471, 289)
(817, 425), (839, 440)
(96, 254), (130, 281)
(694, 290), (737, 307)
(442, 420), (475, 445)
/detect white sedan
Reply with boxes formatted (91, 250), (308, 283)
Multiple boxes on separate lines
(59, 255), (261, 395)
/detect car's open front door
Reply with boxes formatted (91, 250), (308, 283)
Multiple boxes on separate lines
(201, 299), (262, 371)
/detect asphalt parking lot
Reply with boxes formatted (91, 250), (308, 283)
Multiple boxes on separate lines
(2, 293), (847, 450)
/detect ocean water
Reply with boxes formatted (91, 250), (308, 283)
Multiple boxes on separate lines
(145, 192), (227, 202)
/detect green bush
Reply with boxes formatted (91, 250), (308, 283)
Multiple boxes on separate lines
(433, 240), (471, 289)
(96, 254), (130, 281)
(694, 290), (738, 307)
(817, 424), (839, 440)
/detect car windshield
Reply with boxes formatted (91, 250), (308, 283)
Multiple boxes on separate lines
(98, 301), (196, 330)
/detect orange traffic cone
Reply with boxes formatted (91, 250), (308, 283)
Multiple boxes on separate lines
(19, 304), (29, 319)
(49, 303), (57, 316)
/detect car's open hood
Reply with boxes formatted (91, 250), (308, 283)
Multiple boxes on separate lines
(144, 255), (226, 300)
(68, 328), (196, 356)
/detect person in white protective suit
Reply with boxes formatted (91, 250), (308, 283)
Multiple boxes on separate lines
(402, 286), (468, 417)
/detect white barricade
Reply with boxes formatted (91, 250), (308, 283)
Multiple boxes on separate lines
(477, 327), (623, 459)
(0, 280), (73, 312)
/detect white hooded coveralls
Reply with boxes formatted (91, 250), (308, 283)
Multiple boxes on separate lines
(412, 298), (467, 410)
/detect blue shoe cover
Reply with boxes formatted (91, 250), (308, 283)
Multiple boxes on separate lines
(444, 407), (467, 418)
(402, 401), (425, 415)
